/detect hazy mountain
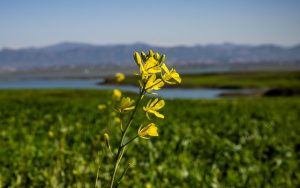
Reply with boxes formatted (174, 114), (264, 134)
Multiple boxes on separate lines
(1, 42), (300, 70)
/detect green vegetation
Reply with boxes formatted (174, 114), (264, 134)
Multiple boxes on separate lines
(121, 71), (300, 89)
(1, 90), (300, 187)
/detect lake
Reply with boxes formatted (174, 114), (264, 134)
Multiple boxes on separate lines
(0, 79), (257, 99)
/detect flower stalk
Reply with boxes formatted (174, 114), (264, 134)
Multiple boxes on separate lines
(109, 87), (145, 188)
(97, 50), (181, 187)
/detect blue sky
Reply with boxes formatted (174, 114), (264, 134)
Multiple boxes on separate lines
(1, 0), (300, 48)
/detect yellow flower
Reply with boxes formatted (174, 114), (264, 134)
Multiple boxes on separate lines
(48, 131), (54, 138)
(161, 63), (181, 84)
(143, 98), (165, 119)
(113, 117), (121, 124)
(137, 56), (161, 80)
(115, 72), (125, 82)
(145, 183), (152, 188)
(138, 123), (159, 139)
(98, 104), (107, 110)
(145, 74), (164, 93)
(117, 97), (135, 112)
(143, 57), (161, 74)
(112, 89), (122, 100)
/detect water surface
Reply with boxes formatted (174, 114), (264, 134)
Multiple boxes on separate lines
(0, 79), (255, 99)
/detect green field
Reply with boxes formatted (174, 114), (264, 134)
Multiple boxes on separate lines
(120, 71), (300, 89)
(1, 90), (300, 187)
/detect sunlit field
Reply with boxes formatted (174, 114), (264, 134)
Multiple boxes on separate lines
(1, 90), (299, 187)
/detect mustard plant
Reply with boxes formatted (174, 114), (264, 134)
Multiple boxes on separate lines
(97, 50), (181, 187)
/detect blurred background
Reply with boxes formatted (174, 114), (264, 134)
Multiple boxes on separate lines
(1, 1), (300, 187)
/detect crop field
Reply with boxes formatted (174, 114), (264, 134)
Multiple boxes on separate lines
(0, 90), (300, 187)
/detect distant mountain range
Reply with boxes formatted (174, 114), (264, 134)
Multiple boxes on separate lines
(1, 42), (300, 70)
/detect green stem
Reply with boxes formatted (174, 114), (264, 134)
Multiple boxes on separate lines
(95, 165), (100, 187)
(121, 135), (138, 148)
(116, 163), (131, 187)
(109, 88), (145, 188)
(120, 116), (123, 132)
(110, 147), (125, 188)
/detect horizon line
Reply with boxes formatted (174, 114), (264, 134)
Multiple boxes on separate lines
(1, 41), (300, 50)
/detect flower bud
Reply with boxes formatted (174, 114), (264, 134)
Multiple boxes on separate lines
(141, 51), (147, 62)
(148, 50), (154, 57)
(154, 52), (160, 61)
(104, 133), (111, 149)
(133, 52), (142, 66)
(159, 54), (166, 64)
(104, 133), (109, 140)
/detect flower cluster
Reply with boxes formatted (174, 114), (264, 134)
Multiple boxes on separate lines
(99, 50), (181, 139)
(132, 50), (181, 138)
(135, 51), (181, 90)
(97, 50), (181, 187)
